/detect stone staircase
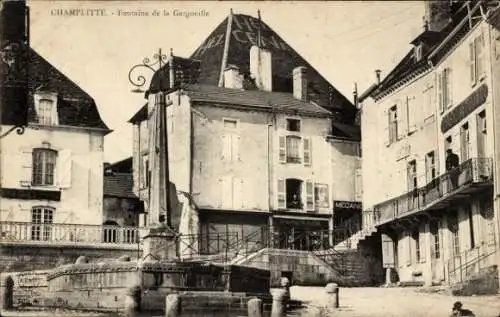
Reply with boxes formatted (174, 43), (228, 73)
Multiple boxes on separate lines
(333, 225), (378, 250)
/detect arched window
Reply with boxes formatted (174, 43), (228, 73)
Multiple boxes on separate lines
(32, 148), (57, 186)
(31, 206), (54, 241)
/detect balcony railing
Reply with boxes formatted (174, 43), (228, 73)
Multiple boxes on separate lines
(370, 157), (493, 226)
(0, 222), (148, 247)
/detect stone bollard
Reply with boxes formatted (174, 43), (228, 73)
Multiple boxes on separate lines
(123, 294), (136, 317)
(325, 283), (339, 310)
(2, 276), (14, 310)
(123, 285), (141, 317)
(280, 277), (290, 302)
(165, 294), (181, 317)
(271, 288), (287, 317)
(247, 297), (263, 317)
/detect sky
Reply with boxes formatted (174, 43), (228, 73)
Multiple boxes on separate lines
(28, 1), (425, 163)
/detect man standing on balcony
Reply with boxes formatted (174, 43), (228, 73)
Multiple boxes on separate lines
(446, 149), (460, 189)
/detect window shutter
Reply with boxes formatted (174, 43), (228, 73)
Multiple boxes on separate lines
(20, 147), (33, 187)
(221, 176), (233, 208)
(437, 72), (444, 114)
(277, 179), (286, 209)
(469, 41), (476, 85)
(232, 135), (240, 161)
(233, 177), (243, 209)
(478, 33), (486, 79)
(303, 137), (311, 166)
(397, 100), (406, 139)
(354, 168), (362, 201)
(382, 108), (390, 146)
(278, 136), (286, 163)
(445, 68), (453, 108)
(305, 180), (314, 211)
(221, 134), (231, 161)
(57, 149), (72, 189)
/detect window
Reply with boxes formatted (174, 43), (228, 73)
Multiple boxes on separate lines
(423, 84), (434, 120)
(286, 136), (301, 163)
(277, 178), (316, 211)
(286, 178), (303, 209)
(445, 136), (452, 153)
(425, 151), (436, 183)
(477, 111), (487, 158)
(460, 122), (470, 162)
(37, 99), (55, 125)
(407, 160), (417, 190)
(412, 229), (420, 263)
(222, 119), (240, 162)
(430, 220), (441, 259)
(437, 68), (453, 113)
(414, 44), (423, 61)
(388, 105), (398, 143)
(32, 149), (57, 186)
(223, 119), (238, 129)
(407, 96), (417, 133)
(470, 32), (486, 86)
(467, 205), (475, 249)
(31, 207), (54, 241)
(286, 118), (301, 132)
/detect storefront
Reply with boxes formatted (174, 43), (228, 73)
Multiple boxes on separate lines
(333, 200), (362, 227)
(271, 214), (330, 251)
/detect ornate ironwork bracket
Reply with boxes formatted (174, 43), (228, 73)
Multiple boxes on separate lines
(1, 41), (28, 139)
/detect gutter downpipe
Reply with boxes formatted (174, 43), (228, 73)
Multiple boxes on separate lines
(486, 19), (500, 290)
(267, 107), (276, 247)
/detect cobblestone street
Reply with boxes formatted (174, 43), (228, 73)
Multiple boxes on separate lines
(292, 286), (500, 317)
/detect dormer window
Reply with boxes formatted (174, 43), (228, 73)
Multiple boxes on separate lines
(34, 92), (58, 126)
(286, 118), (301, 132)
(414, 43), (423, 62)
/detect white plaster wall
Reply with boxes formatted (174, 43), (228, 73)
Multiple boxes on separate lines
(0, 125), (105, 225)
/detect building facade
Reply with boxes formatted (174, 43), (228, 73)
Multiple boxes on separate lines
(360, 0), (500, 290)
(129, 11), (361, 255)
(1, 0), (111, 243)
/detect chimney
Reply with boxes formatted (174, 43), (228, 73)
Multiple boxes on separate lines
(249, 45), (272, 92)
(353, 82), (358, 109)
(375, 69), (381, 85)
(1, 0), (28, 45)
(293, 66), (308, 101)
(425, 1), (452, 32)
(223, 64), (243, 89)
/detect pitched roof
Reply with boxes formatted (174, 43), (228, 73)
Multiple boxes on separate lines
(103, 172), (137, 199)
(185, 84), (332, 116)
(0, 47), (110, 132)
(107, 157), (133, 173)
(144, 12), (356, 123)
(371, 1), (493, 100)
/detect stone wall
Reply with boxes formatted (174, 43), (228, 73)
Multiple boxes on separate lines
(0, 244), (141, 272)
(4, 260), (271, 312)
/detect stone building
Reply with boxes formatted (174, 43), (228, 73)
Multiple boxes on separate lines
(359, 0), (500, 292)
(129, 11), (361, 255)
(0, 0), (124, 271)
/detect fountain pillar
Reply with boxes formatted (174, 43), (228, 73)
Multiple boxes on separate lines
(142, 224), (178, 262)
